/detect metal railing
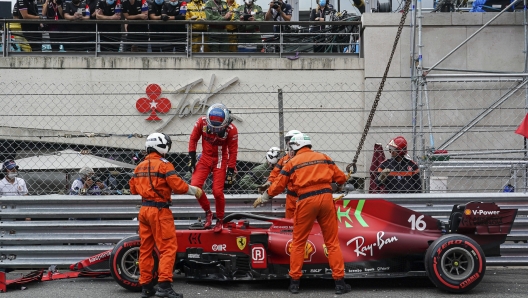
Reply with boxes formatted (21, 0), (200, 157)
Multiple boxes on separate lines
(1, 19), (361, 58)
(1, 193), (527, 269)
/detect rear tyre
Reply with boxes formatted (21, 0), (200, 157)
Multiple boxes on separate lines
(424, 234), (486, 293)
(109, 235), (159, 292)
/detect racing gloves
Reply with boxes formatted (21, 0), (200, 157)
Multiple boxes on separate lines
(253, 191), (271, 208)
(257, 181), (272, 194)
(188, 152), (196, 174)
(224, 168), (235, 189)
(186, 185), (203, 199)
(379, 168), (391, 184)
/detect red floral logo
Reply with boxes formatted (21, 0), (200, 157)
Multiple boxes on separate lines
(136, 84), (171, 121)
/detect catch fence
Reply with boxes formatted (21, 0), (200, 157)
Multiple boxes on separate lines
(0, 78), (526, 194)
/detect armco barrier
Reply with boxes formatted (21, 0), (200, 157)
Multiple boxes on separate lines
(1, 193), (527, 269)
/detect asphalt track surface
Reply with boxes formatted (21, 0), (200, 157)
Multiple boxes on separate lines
(5, 267), (528, 297)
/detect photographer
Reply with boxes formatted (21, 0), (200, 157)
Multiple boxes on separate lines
(264, 0), (291, 32)
(234, 0), (264, 52)
(70, 166), (106, 195)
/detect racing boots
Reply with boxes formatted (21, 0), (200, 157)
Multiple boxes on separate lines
(213, 218), (223, 233)
(155, 282), (183, 298)
(141, 281), (157, 298)
(203, 210), (213, 229)
(334, 278), (352, 294)
(288, 279), (300, 294)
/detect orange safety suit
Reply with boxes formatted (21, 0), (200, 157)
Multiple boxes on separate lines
(267, 154), (297, 219)
(267, 147), (346, 280)
(129, 152), (190, 285)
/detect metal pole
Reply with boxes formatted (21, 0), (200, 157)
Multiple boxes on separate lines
(2, 20), (7, 58)
(278, 89), (285, 151)
(425, 0), (522, 75)
(410, 0), (418, 159)
(95, 23), (99, 57)
(514, 0), (528, 193)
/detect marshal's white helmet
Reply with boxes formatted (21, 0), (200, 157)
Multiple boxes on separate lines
(145, 133), (172, 155)
(285, 130), (302, 143)
(266, 147), (281, 165)
(289, 133), (312, 151)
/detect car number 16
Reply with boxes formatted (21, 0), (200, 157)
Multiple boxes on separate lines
(408, 214), (427, 231)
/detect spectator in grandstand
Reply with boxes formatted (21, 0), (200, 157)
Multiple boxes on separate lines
(264, 0), (291, 32)
(234, 0), (264, 52)
(70, 166), (107, 195)
(225, 0), (239, 52)
(63, 0), (96, 52)
(186, 0), (208, 52)
(42, 0), (64, 52)
(309, 0), (335, 53)
(238, 147), (280, 192)
(96, 0), (123, 52)
(12, 2), (21, 19)
(0, 160), (28, 196)
(148, 0), (186, 52)
(17, 0), (42, 52)
(376, 136), (422, 193)
(204, 0), (232, 52)
(122, 0), (149, 52)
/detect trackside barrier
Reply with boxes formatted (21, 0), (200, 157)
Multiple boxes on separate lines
(1, 193), (527, 269)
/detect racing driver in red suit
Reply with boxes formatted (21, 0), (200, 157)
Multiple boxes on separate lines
(188, 103), (238, 232)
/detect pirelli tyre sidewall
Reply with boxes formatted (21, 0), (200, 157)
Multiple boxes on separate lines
(109, 235), (159, 292)
(425, 234), (486, 293)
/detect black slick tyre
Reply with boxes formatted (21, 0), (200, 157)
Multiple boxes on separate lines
(424, 234), (486, 293)
(109, 235), (159, 292)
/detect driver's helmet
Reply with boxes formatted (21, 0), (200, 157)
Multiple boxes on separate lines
(205, 103), (231, 134)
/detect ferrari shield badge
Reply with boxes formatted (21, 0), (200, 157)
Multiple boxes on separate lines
(237, 236), (247, 250)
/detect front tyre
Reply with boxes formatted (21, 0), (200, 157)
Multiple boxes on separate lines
(109, 235), (159, 292)
(424, 234), (486, 293)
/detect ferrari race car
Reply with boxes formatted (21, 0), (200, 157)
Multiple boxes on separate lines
(70, 199), (516, 294)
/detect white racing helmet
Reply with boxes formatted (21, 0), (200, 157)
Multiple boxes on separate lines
(145, 132), (172, 155)
(288, 133), (312, 151)
(266, 147), (281, 165)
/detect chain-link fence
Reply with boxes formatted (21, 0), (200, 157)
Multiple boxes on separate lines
(0, 78), (526, 195)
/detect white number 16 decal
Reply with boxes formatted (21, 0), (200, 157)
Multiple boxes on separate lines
(408, 214), (427, 231)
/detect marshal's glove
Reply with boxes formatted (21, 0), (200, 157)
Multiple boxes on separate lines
(186, 185), (203, 199)
(224, 168), (235, 189)
(379, 168), (391, 184)
(188, 152), (196, 174)
(257, 181), (272, 194)
(253, 191), (271, 208)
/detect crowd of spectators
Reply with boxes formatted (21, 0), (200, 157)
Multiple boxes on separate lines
(10, 0), (301, 52)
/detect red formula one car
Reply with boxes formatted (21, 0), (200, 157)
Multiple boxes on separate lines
(72, 199), (516, 294)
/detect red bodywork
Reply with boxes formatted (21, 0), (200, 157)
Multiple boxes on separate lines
(1, 199), (516, 292)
